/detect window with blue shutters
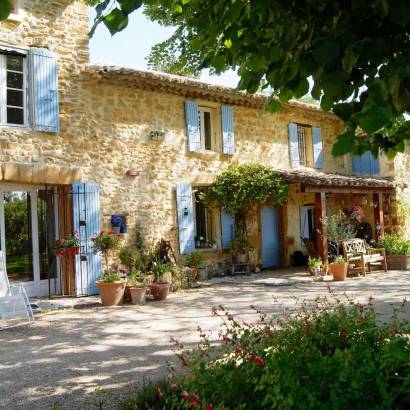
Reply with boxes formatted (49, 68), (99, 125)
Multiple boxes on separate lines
(352, 151), (380, 176)
(176, 183), (195, 254)
(221, 105), (234, 155)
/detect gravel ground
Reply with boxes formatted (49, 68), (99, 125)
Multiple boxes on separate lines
(1, 270), (409, 410)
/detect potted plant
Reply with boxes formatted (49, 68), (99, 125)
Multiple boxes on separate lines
(93, 230), (122, 305)
(321, 211), (356, 281)
(378, 233), (410, 270)
(53, 239), (67, 257)
(119, 245), (146, 301)
(111, 215), (123, 234)
(65, 233), (80, 255)
(184, 251), (204, 280)
(127, 270), (147, 305)
(149, 260), (172, 300)
(96, 271), (125, 306)
(229, 236), (254, 263)
(307, 256), (322, 277)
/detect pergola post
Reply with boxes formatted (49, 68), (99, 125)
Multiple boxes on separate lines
(373, 192), (385, 241)
(314, 191), (328, 264)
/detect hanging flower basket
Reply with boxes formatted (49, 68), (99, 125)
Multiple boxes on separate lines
(54, 248), (66, 257)
(68, 246), (80, 255)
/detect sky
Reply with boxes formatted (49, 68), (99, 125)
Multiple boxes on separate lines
(89, 7), (240, 88)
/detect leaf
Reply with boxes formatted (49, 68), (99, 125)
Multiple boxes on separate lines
(270, 46), (282, 63)
(342, 47), (359, 73)
(224, 39), (232, 49)
(314, 39), (340, 65)
(278, 88), (293, 103)
(174, 4), (183, 13)
(293, 78), (310, 98)
(356, 104), (393, 134)
(333, 103), (353, 121)
(118, 0), (143, 14)
(266, 98), (282, 112)
(332, 130), (356, 156)
(0, 0), (13, 20)
(103, 8), (129, 35)
(320, 93), (333, 112)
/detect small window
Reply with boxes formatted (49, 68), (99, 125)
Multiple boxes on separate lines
(0, 53), (26, 126)
(198, 106), (214, 151)
(297, 126), (307, 166)
(194, 190), (217, 249)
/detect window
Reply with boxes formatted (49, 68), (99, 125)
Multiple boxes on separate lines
(297, 126), (307, 166)
(198, 106), (214, 151)
(300, 205), (316, 242)
(194, 190), (216, 249)
(0, 53), (26, 126)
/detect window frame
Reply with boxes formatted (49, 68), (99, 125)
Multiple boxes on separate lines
(198, 106), (214, 152)
(0, 52), (28, 128)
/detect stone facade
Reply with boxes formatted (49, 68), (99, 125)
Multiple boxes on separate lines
(0, 0), (408, 286)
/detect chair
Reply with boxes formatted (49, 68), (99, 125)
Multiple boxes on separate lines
(342, 239), (387, 276)
(0, 251), (34, 330)
(301, 237), (319, 258)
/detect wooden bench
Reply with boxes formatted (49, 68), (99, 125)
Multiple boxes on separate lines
(342, 239), (387, 276)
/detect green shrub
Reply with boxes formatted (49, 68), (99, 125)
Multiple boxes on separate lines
(229, 237), (253, 255)
(378, 233), (410, 255)
(123, 297), (410, 410)
(99, 272), (121, 283)
(184, 251), (205, 268)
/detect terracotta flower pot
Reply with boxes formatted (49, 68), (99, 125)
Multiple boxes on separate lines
(234, 253), (248, 263)
(191, 267), (198, 281)
(386, 255), (410, 270)
(149, 282), (171, 300)
(329, 262), (348, 281)
(129, 286), (147, 305)
(96, 281), (125, 306)
(68, 246), (80, 255)
(124, 285), (132, 302)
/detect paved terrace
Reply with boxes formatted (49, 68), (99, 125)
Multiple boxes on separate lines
(0, 270), (409, 410)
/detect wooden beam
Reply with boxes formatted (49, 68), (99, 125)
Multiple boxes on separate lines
(303, 184), (394, 194)
(373, 192), (385, 240)
(314, 192), (328, 264)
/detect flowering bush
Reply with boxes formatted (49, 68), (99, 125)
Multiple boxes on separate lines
(184, 251), (204, 269)
(120, 294), (410, 409)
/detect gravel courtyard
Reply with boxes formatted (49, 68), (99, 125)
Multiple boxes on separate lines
(1, 270), (409, 410)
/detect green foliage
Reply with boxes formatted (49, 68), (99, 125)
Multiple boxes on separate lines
(90, 0), (410, 158)
(151, 259), (174, 282)
(121, 298), (410, 409)
(126, 269), (145, 286)
(228, 237), (253, 255)
(200, 163), (288, 217)
(0, 0), (12, 20)
(99, 272), (121, 283)
(307, 256), (322, 269)
(184, 250), (204, 268)
(321, 211), (356, 255)
(119, 245), (146, 272)
(92, 231), (120, 253)
(378, 233), (410, 256)
(333, 255), (346, 264)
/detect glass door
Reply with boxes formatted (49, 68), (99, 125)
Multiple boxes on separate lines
(0, 186), (58, 297)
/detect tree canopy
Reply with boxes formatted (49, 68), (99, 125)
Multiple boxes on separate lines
(88, 0), (410, 159)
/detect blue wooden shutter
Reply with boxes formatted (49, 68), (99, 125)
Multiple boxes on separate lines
(72, 183), (102, 296)
(288, 123), (300, 166)
(370, 152), (380, 175)
(185, 101), (201, 152)
(352, 151), (379, 175)
(352, 155), (362, 174)
(221, 105), (234, 155)
(221, 207), (235, 249)
(312, 127), (324, 168)
(176, 183), (195, 254)
(30, 48), (59, 132)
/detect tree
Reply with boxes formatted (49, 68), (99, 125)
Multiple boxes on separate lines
(86, 0), (410, 159)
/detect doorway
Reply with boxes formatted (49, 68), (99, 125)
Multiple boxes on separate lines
(0, 186), (58, 297)
(261, 206), (280, 268)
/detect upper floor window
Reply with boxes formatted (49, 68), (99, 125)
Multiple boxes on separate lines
(352, 151), (380, 176)
(297, 126), (308, 166)
(0, 53), (26, 126)
(198, 106), (214, 151)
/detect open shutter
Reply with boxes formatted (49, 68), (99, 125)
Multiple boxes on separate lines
(72, 183), (102, 296)
(288, 123), (300, 167)
(30, 48), (59, 132)
(185, 101), (201, 152)
(221, 207), (235, 249)
(312, 127), (324, 168)
(221, 105), (234, 155)
(176, 183), (195, 254)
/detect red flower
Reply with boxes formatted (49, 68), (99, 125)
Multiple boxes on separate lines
(206, 405), (213, 410)
(99, 230), (104, 235)
(108, 230), (113, 234)
(190, 394), (200, 407)
(235, 346), (242, 354)
(181, 391), (190, 401)
(253, 356), (265, 367)
(55, 239), (61, 244)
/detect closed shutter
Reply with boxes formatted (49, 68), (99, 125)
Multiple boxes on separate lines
(72, 183), (102, 296)
(352, 155), (362, 174)
(176, 183), (195, 254)
(29, 48), (59, 132)
(312, 127), (324, 168)
(221, 207), (235, 249)
(288, 123), (300, 167)
(370, 152), (380, 175)
(185, 101), (201, 152)
(352, 151), (379, 175)
(221, 105), (234, 155)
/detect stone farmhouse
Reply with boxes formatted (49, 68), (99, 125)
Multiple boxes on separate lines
(0, 0), (408, 297)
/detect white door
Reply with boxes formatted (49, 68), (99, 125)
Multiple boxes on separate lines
(0, 186), (58, 297)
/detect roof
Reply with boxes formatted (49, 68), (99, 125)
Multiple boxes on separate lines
(272, 167), (400, 190)
(80, 63), (330, 113)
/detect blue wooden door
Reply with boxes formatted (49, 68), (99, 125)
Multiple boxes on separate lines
(261, 207), (280, 268)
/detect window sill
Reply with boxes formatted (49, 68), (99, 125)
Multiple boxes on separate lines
(187, 149), (220, 158)
(195, 247), (220, 253)
(0, 123), (28, 129)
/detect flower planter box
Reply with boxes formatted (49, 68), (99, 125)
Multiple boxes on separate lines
(386, 255), (410, 270)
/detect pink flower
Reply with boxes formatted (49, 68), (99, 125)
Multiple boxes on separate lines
(211, 306), (218, 316)
(253, 356), (265, 367)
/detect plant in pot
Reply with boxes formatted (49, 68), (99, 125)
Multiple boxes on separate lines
(65, 232), (80, 255)
(378, 233), (410, 270)
(149, 260), (173, 300)
(307, 256), (322, 277)
(184, 251), (204, 281)
(321, 211), (356, 281)
(119, 245), (146, 301)
(127, 269), (147, 305)
(53, 238), (67, 257)
(200, 163), (288, 265)
(93, 230), (124, 305)
(229, 236), (254, 263)
(111, 215), (123, 234)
